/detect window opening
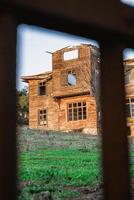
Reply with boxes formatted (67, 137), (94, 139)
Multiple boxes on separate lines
(126, 98), (134, 117)
(67, 70), (76, 86)
(68, 101), (87, 121)
(64, 49), (78, 60)
(38, 109), (47, 125)
(39, 81), (46, 95)
(125, 71), (130, 84)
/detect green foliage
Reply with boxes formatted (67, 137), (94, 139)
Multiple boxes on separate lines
(58, 190), (80, 199)
(17, 129), (134, 199)
(17, 86), (29, 125)
(18, 149), (101, 186)
(18, 128), (102, 199)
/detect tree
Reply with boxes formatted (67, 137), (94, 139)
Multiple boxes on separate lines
(16, 86), (29, 125)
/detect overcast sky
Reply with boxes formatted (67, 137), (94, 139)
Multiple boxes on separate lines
(16, 0), (134, 90)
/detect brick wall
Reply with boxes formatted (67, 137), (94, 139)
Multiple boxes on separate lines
(28, 79), (97, 133)
(59, 95), (97, 134)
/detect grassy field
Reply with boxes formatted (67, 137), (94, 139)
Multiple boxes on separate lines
(17, 127), (134, 199)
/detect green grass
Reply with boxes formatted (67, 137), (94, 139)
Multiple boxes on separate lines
(19, 149), (101, 185)
(18, 128), (134, 199)
(17, 128), (102, 199)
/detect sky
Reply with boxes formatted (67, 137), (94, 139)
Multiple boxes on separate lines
(121, 0), (134, 6)
(16, 0), (134, 90)
(17, 25), (98, 89)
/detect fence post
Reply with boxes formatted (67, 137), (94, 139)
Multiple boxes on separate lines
(100, 42), (131, 200)
(0, 13), (17, 199)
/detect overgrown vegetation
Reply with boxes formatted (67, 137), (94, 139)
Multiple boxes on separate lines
(17, 87), (29, 125)
(17, 128), (102, 199)
(18, 128), (134, 199)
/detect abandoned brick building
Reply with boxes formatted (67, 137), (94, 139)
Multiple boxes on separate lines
(125, 58), (134, 135)
(22, 44), (134, 135)
(22, 44), (99, 134)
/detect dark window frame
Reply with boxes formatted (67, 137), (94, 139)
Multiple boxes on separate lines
(38, 81), (46, 96)
(38, 108), (47, 126)
(126, 98), (134, 117)
(67, 101), (87, 121)
(125, 71), (131, 84)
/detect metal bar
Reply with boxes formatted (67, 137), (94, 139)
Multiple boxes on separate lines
(0, 13), (17, 200)
(100, 42), (131, 200)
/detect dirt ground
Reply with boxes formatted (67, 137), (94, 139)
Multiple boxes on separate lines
(19, 180), (134, 199)
(65, 178), (134, 200)
(65, 184), (103, 200)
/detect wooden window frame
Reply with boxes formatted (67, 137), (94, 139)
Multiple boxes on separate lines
(67, 69), (77, 86)
(63, 48), (79, 62)
(61, 68), (77, 87)
(38, 108), (47, 126)
(126, 98), (134, 117)
(38, 81), (46, 96)
(67, 101), (87, 121)
(63, 49), (79, 61)
(125, 71), (131, 84)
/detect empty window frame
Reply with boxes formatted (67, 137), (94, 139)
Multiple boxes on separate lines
(125, 71), (130, 84)
(38, 109), (47, 125)
(67, 70), (76, 86)
(38, 81), (46, 95)
(126, 98), (134, 117)
(67, 101), (87, 121)
(64, 49), (78, 60)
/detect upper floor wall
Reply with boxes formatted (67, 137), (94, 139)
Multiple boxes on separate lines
(52, 45), (91, 70)
(52, 44), (99, 98)
(21, 44), (100, 99)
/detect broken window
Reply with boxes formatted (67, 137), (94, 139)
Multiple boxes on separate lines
(38, 81), (46, 95)
(67, 101), (87, 121)
(64, 49), (78, 60)
(126, 98), (134, 117)
(61, 69), (77, 87)
(38, 109), (47, 125)
(67, 70), (76, 86)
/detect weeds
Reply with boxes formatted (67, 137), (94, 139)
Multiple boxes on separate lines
(18, 128), (102, 199)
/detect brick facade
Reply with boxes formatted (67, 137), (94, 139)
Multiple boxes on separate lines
(125, 59), (134, 136)
(22, 45), (134, 136)
(22, 44), (98, 134)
